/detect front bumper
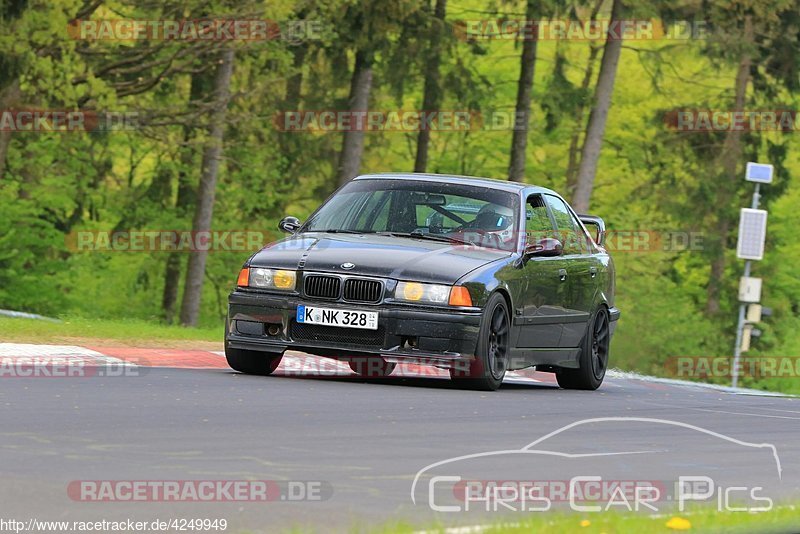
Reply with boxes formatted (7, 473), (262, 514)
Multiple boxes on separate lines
(225, 290), (482, 367)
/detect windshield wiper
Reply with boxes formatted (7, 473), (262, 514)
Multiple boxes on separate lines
(378, 231), (470, 245)
(314, 229), (471, 246)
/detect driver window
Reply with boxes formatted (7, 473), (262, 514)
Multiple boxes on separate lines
(544, 195), (584, 255)
(525, 195), (554, 245)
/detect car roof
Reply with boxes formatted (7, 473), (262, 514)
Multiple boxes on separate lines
(354, 173), (560, 197)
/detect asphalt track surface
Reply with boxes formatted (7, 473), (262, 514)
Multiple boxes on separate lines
(1, 344), (799, 532)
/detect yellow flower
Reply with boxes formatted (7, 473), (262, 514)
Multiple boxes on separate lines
(580, 519), (591, 527)
(666, 517), (692, 530)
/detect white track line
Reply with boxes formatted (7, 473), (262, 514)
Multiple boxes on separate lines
(606, 369), (795, 397)
(692, 407), (800, 420)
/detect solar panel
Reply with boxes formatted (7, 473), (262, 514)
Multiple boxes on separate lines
(736, 208), (768, 260)
(745, 162), (773, 183)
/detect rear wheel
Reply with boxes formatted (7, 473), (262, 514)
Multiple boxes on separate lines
(349, 356), (396, 377)
(557, 307), (610, 390)
(225, 347), (283, 375)
(449, 293), (509, 391)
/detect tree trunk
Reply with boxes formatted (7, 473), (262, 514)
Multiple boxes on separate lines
(705, 15), (752, 315)
(179, 48), (235, 327)
(284, 43), (307, 111)
(508, 0), (539, 182)
(162, 130), (198, 323)
(336, 49), (373, 185)
(564, 46), (599, 194)
(414, 0), (447, 173)
(277, 42), (307, 172)
(162, 70), (210, 323)
(564, 0), (604, 194)
(571, 0), (624, 213)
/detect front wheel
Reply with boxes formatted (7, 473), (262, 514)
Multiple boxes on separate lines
(449, 293), (509, 391)
(226, 346), (283, 375)
(557, 307), (610, 390)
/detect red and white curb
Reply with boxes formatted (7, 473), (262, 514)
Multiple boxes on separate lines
(2, 343), (786, 395)
(0, 343), (130, 366)
(0, 343), (557, 384)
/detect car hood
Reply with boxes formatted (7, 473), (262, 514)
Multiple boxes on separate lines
(248, 233), (512, 284)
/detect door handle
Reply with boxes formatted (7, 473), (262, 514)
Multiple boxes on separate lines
(558, 269), (567, 282)
(589, 267), (597, 278)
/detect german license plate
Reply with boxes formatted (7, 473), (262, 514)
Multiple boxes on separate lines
(296, 305), (379, 330)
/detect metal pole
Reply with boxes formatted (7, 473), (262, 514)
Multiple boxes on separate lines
(732, 183), (761, 388)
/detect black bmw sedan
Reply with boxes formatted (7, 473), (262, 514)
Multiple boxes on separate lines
(225, 173), (619, 391)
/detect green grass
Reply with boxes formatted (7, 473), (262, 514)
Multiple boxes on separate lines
(0, 316), (223, 346)
(371, 505), (799, 533)
(735, 375), (800, 396)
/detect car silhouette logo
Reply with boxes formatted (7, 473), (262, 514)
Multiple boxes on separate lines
(341, 262), (355, 270)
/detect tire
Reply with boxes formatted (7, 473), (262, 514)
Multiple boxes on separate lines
(557, 307), (610, 390)
(348, 356), (396, 378)
(449, 293), (509, 391)
(225, 346), (283, 376)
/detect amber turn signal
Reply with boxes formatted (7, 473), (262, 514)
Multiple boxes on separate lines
(237, 267), (250, 287)
(448, 286), (472, 307)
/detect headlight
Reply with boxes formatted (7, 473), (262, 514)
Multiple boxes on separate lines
(395, 282), (451, 304)
(237, 268), (296, 291)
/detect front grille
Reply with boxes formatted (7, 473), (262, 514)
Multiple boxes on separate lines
(290, 321), (385, 347)
(343, 278), (382, 303)
(304, 275), (341, 299)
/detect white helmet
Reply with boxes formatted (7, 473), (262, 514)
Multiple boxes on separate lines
(475, 203), (515, 230)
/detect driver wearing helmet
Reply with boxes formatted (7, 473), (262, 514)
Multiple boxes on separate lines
(459, 203), (516, 248)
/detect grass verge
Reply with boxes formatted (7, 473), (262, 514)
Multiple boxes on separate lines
(0, 316), (223, 348)
(373, 505), (798, 533)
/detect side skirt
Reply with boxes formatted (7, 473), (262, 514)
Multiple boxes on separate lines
(508, 347), (581, 371)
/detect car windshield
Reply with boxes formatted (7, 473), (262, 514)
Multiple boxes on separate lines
(303, 179), (520, 251)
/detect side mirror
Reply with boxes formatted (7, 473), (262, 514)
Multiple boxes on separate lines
(579, 215), (605, 246)
(278, 216), (302, 234)
(525, 237), (563, 258)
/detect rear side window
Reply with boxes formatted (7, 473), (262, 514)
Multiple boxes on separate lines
(544, 195), (584, 255)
